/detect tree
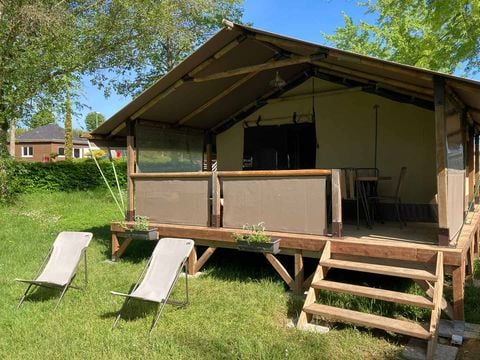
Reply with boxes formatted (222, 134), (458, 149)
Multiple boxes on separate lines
(84, 112), (106, 132)
(0, 0), (244, 155)
(324, 1), (480, 75)
(64, 94), (73, 161)
(25, 109), (56, 129)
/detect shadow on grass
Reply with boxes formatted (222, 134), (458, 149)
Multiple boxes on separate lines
(80, 224), (156, 264)
(21, 286), (61, 304)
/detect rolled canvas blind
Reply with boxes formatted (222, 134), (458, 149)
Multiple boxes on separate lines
(136, 125), (203, 173)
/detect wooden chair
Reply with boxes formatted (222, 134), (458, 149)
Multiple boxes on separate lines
(370, 167), (407, 228)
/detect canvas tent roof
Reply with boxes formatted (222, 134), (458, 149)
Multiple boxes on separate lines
(91, 21), (480, 142)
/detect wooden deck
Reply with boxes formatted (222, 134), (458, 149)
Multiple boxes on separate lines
(110, 204), (480, 322)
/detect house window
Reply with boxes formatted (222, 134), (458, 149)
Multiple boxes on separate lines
(22, 146), (33, 158)
(58, 147), (65, 157)
(73, 148), (81, 158)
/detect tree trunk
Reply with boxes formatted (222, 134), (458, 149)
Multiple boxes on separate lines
(9, 119), (16, 157)
(64, 93), (73, 160)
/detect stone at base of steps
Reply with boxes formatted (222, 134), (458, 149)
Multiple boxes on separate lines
(402, 338), (458, 360)
(439, 320), (480, 340)
(179, 271), (204, 278)
(287, 319), (330, 334)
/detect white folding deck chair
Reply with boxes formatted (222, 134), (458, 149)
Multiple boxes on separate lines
(15, 231), (93, 310)
(111, 237), (194, 333)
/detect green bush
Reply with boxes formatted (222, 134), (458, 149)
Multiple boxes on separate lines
(7, 159), (127, 195)
(0, 157), (23, 203)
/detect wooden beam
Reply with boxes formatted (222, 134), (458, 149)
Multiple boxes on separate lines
(126, 121), (135, 221)
(313, 67), (433, 103)
(434, 77), (449, 245)
(294, 250), (304, 295)
(116, 237), (133, 259)
(131, 38), (243, 120)
(206, 143), (213, 171)
(331, 169), (342, 237)
(131, 172), (212, 179)
(468, 128), (475, 204)
(218, 169), (332, 177)
(177, 70), (260, 126)
(192, 55), (317, 83)
(188, 246), (197, 275)
(267, 86), (362, 104)
(112, 232), (120, 260)
(311, 60), (433, 97)
(212, 171), (221, 227)
(264, 253), (294, 289)
(452, 258), (465, 320)
(195, 247), (216, 273)
(476, 135), (479, 203)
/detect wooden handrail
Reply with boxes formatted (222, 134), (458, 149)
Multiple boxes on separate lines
(218, 169), (332, 177)
(131, 172), (212, 179)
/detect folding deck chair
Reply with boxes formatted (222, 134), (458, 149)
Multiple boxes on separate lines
(111, 237), (194, 333)
(15, 231), (93, 310)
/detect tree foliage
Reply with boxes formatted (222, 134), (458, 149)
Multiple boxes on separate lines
(64, 94), (73, 161)
(84, 112), (106, 131)
(325, 1), (480, 75)
(0, 0), (243, 154)
(25, 109), (56, 129)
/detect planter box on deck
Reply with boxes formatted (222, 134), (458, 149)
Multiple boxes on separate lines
(118, 228), (158, 241)
(237, 238), (280, 254)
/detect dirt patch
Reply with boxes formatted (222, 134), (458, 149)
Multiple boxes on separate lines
(457, 338), (480, 360)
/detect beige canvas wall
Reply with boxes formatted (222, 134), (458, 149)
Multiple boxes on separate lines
(135, 178), (210, 226)
(216, 78), (436, 204)
(222, 176), (327, 235)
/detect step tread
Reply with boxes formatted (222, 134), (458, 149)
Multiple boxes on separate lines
(321, 258), (437, 281)
(311, 280), (435, 309)
(304, 303), (431, 339)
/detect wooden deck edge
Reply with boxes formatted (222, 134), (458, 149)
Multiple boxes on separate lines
(111, 221), (465, 266)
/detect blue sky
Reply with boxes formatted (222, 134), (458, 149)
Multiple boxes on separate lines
(73, 1), (383, 128)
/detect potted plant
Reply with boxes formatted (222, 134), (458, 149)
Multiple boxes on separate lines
(233, 222), (280, 254)
(119, 216), (158, 240)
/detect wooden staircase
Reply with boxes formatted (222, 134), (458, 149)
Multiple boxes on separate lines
(297, 241), (444, 360)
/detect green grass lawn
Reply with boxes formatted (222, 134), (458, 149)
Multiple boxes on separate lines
(0, 190), (460, 359)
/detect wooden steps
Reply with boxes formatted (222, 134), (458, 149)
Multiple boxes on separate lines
(304, 303), (431, 339)
(311, 280), (435, 309)
(297, 241), (445, 360)
(320, 258), (437, 281)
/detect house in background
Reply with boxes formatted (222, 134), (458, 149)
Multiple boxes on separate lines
(10, 124), (89, 162)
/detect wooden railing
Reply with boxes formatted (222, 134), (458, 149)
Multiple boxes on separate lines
(130, 169), (343, 237)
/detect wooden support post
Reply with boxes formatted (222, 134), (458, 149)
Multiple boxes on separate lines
(264, 253), (294, 289)
(475, 135), (479, 204)
(206, 143), (213, 171)
(331, 169), (342, 237)
(452, 258), (465, 320)
(116, 237), (133, 260)
(112, 232), (120, 260)
(294, 250), (304, 295)
(195, 247), (216, 273)
(126, 121), (135, 221)
(468, 127), (475, 205)
(212, 172), (221, 227)
(434, 77), (450, 245)
(188, 246), (197, 275)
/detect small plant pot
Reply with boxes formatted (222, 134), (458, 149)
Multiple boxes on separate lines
(118, 228), (158, 240)
(237, 238), (280, 254)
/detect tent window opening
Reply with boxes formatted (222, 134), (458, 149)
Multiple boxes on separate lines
(243, 123), (316, 170)
(137, 125), (204, 173)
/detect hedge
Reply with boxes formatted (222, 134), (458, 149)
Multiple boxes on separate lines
(7, 159), (127, 194)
